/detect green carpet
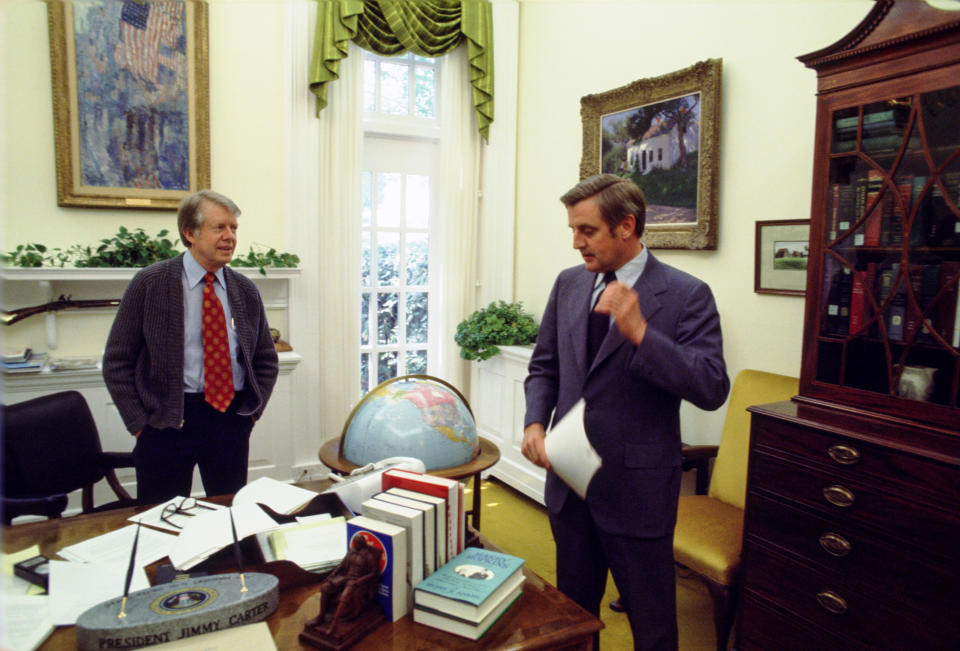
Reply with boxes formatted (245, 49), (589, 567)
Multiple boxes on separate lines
(473, 477), (717, 650)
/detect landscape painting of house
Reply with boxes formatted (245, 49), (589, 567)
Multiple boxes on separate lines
(601, 92), (701, 225)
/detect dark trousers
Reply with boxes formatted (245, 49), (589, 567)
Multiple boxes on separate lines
(133, 392), (255, 505)
(550, 494), (678, 651)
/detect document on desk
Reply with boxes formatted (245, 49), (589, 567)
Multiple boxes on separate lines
(232, 477), (318, 515)
(544, 399), (602, 500)
(49, 560), (149, 625)
(169, 503), (280, 570)
(150, 620), (277, 650)
(58, 524), (175, 567)
(0, 594), (54, 651)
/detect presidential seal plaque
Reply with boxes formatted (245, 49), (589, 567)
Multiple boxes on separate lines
(76, 572), (279, 650)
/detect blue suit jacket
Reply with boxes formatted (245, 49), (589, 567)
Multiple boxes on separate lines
(524, 253), (729, 538)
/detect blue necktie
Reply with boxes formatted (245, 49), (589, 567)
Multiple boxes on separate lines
(587, 272), (617, 365)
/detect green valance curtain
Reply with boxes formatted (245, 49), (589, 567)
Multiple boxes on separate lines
(310, 0), (494, 141)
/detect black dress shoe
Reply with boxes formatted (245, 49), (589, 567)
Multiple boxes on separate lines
(609, 598), (626, 612)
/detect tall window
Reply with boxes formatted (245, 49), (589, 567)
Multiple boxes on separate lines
(360, 52), (441, 396)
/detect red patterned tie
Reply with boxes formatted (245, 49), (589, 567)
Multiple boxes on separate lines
(202, 272), (235, 412)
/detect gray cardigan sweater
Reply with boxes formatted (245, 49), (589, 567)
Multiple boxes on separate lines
(102, 253), (279, 435)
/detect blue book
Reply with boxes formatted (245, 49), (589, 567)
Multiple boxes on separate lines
(413, 547), (525, 622)
(346, 515), (408, 622)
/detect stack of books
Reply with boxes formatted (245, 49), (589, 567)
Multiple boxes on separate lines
(348, 468), (466, 622)
(412, 546), (525, 640)
(2, 349), (46, 374)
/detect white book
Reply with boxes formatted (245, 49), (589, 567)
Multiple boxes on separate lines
(374, 491), (437, 575)
(385, 487), (448, 567)
(382, 469), (461, 558)
(361, 497), (424, 606)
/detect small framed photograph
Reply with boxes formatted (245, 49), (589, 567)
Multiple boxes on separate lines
(755, 219), (811, 296)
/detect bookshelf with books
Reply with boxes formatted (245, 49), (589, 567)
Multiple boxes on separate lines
(739, 3), (960, 649)
(804, 75), (960, 425)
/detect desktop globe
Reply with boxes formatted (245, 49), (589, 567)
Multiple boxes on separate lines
(342, 375), (479, 471)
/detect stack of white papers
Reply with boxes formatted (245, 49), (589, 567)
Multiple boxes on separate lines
(233, 477), (319, 514)
(268, 516), (346, 572)
(168, 503), (280, 570)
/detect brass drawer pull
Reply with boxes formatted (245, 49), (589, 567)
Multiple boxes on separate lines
(816, 590), (848, 615)
(823, 484), (855, 507)
(828, 444), (861, 465)
(819, 532), (852, 557)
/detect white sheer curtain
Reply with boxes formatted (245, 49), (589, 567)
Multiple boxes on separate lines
(436, 44), (483, 395)
(312, 43), (481, 435)
(316, 44), (363, 440)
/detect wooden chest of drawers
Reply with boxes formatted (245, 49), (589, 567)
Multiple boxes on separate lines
(739, 400), (960, 650)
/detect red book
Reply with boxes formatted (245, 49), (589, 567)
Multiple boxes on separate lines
(382, 468), (464, 558)
(849, 269), (867, 335)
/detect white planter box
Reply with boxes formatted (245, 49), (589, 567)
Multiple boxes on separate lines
(469, 344), (545, 505)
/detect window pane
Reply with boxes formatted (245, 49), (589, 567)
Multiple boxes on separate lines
(377, 173), (402, 227)
(363, 60), (376, 113)
(415, 66), (436, 118)
(361, 231), (371, 287)
(406, 175), (429, 229)
(360, 291), (370, 345)
(406, 350), (427, 375)
(406, 292), (428, 344)
(362, 170), (372, 227)
(406, 233), (428, 285)
(378, 232), (399, 286)
(360, 353), (370, 395)
(380, 62), (409, 116)
(377, 291), (399, 345)
(378, 351), (398, 384)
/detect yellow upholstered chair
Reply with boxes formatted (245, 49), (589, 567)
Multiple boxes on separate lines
(673, 369), (799, 651)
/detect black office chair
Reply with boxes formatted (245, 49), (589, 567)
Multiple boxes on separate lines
(2, 390), (137, 524)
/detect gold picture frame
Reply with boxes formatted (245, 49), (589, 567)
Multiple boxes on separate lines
(47, 0), (210, 210)
(579, 59), (722, 249)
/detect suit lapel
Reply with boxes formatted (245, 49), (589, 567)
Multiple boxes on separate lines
(561, 269), (596, 377)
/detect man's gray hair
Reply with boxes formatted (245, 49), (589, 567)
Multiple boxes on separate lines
(177, 190), (241, 247)
(560, 173), (646, 237)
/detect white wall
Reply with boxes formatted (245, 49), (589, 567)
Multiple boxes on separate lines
(2, 0), (878, 450)
(1, 0), (290, 356)
(512, 0), (872, 444)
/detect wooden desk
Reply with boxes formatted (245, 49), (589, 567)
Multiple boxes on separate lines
(318, 436), (501, 531)
(4, 494), (600, 650)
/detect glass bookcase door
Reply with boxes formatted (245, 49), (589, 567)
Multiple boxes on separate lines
(815, 85), (960, 411)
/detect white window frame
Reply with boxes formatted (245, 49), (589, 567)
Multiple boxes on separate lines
(360, 52), (442, 395)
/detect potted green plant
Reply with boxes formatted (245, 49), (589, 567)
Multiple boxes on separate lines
(454, 300), (538, 361)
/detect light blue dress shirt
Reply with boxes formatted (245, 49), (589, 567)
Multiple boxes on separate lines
(182, 250), (246, 393)
(590, 245), (650, 327)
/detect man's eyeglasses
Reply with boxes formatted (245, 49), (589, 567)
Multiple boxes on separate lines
(160, 497), (215, 529)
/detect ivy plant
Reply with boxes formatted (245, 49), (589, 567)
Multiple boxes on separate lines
(230, 245), (301, 275)
(454, 300), (538, 361)
(2, 228), (299, 273)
